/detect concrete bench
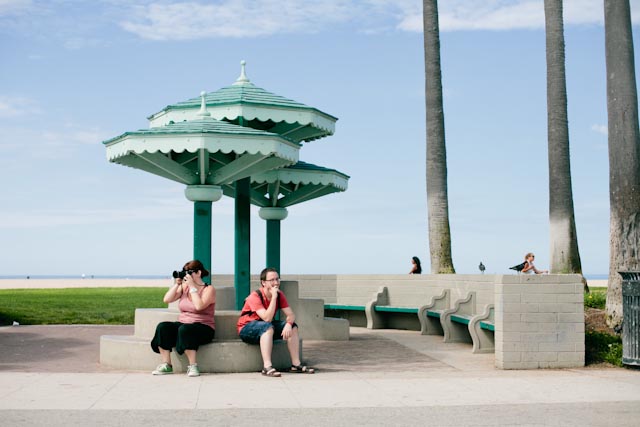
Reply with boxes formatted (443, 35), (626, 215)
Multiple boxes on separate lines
(364, 286), (421, 330)
(469, 304), (495, 354)
(294, 274), (586, 369)
(441, 292), (477, 344)
(100, 309), (295, 373)
(324, 304), (366, 311)
(419, 289), (450, 335)
(101, 280), (349, 373)
(320, 277), (452, 330)
(420, 290), (495, 354)
(324, 286), (424, 330)
(324, 304), (367, 328)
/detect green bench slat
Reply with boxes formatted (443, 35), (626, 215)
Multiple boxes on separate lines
(374, 306), (418, 314)
(450, 314), (472, 325)
(426, 310), (442, 318)
(325, 304), (366, 311)
(480, 321), (495, 331)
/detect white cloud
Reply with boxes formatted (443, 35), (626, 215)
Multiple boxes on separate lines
(391, 0), (640, 33)
(0, 1), (111, 51)
(1, 123), (112, 159)
(0, 203), (191, 228)
(5, 0), (640, 44)
(0, 95), (40, 118)
(0, 0), (32, 16)
(39, 125), (110, 148)
(591, 123), (608, 136)
(117, 0), (640, 40)
(63, 37), (109, 50)
(440, 1), (544, 31)
(120, 0), (353, 40)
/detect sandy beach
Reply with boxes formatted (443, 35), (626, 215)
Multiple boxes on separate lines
(589, 279), (608, 288)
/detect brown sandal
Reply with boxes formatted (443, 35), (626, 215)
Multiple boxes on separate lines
(261, 366), (281, 377)
(290, 365), (315, 374)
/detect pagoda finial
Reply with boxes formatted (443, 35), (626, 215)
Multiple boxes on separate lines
(233, 60), (251, 85)
(197, 91), (211, 117)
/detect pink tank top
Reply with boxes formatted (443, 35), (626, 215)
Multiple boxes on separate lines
(178, 288), (215, 330)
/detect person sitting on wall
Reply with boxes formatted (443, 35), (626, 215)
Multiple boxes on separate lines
(409, 256), (422, 274)
(521, 253), (549, 275)
(236, 267), (315, 377)
(150, 259), (216, 377)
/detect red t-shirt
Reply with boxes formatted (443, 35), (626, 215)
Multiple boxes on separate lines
(236, 288), (289, 334)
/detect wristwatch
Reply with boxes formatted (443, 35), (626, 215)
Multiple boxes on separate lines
(189, 287), (198, 294)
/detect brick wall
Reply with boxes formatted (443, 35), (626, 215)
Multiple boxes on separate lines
(495, 274), (585, 369)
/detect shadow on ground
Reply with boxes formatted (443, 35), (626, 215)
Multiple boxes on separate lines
(304, 328), (448, 372)
(0, 325), (133, 372)
(0, 325), (449, 374)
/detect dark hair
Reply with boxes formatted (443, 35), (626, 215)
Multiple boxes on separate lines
(183, 259), (209, 277)
(412, 256), (422, 274)
(260, 267), (279, 283)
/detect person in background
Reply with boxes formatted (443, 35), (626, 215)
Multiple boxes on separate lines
(409, 256), (422, 274)
(521, 253), (549, 275)
(237, 267), (315, 377)
(150, 259), (216, 377)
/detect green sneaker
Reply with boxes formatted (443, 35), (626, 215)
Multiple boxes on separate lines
(152, 363), (173, 375)
(187, 364), (200, 377)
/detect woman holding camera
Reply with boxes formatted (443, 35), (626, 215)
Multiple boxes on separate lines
(150, 259), (216, 377)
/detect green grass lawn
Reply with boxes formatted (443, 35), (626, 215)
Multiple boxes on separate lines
(0, 287), (168, 326)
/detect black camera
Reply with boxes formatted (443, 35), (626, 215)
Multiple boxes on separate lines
(172, 269), (196, 279)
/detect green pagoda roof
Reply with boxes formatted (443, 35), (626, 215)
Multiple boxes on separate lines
(147, 61), (337, 143)
(221, 160), (349, 208)
(103, 117), (292, 145)
(171, 83), (314, 111)
(103, 115), (300, 186)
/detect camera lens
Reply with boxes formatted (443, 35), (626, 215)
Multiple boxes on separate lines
(172, 270), (186, 279)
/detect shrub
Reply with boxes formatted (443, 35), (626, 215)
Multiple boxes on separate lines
(603, 342), (623, 366)
(584, 290), (607, 309)
(585, 331), (623, 367)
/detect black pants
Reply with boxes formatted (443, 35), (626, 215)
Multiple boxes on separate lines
(150, 322), (215, 355)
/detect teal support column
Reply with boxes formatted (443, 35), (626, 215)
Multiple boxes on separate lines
(266, 220), (281, 271)
(185, 185), (223, 286)
(259, 207), (289, 275)
(235, 178), (251, 309)
(193, 201), (212, 284)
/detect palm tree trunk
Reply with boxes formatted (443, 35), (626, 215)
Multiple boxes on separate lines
(544, 0), (583, 277)
(423, 0), (455, 274)
(604, 0), (640, 329)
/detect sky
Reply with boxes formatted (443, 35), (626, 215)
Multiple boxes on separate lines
(1, 0), (639, 277)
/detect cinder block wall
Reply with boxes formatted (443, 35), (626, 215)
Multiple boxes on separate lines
(495, 274), (585, 369)
(212, 274), (498, 308)
(211, 274), (339, 305)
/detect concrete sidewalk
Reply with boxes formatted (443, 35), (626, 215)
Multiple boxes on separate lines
(1, 325), (639, 426)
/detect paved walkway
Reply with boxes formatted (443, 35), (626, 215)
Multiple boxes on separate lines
(1, 325), (640, 426)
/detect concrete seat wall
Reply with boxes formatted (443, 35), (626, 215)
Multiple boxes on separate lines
(100, 280), (349, 373)
(291, 274), (585, 370)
